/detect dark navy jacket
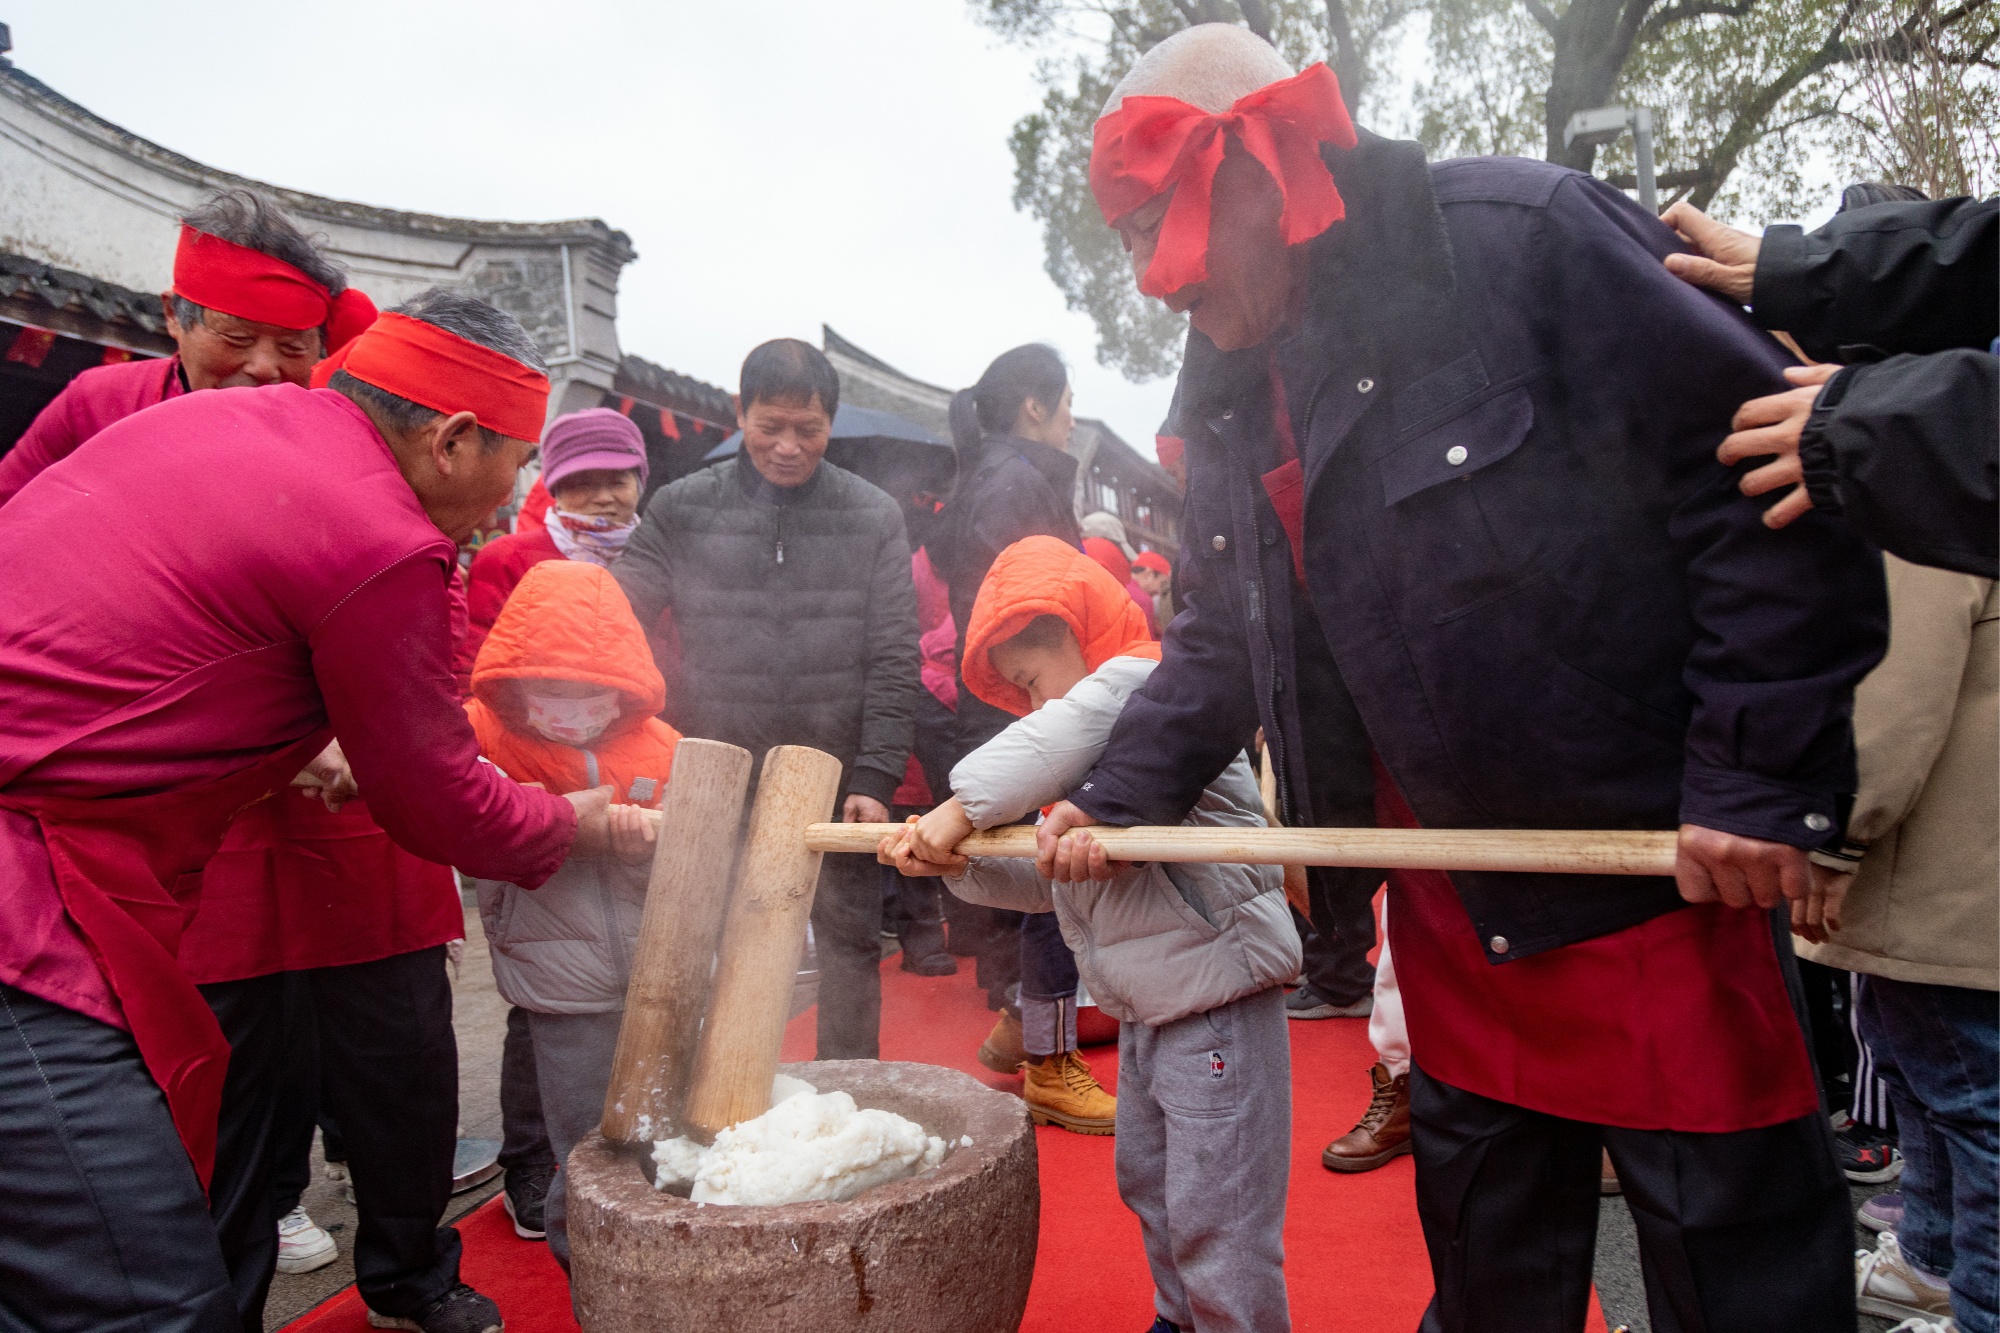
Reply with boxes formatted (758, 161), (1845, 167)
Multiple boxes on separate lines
(1068, 136), (1889, 964)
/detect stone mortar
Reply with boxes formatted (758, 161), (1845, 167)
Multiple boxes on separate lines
(567, 1059), (1039, 1333)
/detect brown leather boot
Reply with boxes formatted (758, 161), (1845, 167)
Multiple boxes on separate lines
(977, 1011), (1027, 1074)
(1321, 1062), (1411, 1172)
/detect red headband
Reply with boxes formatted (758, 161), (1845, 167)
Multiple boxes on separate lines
(172, 226), (378, 352)
(316, 312), (550, 443)
(1090, 63), (1357, 298)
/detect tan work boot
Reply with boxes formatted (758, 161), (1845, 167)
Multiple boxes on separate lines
(1321, 1062), (1411, 1172)
(1023, 1051), (1117, 1134)
(978, 1011), (1027, 1074)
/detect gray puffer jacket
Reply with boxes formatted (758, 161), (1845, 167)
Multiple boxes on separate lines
(946, 657), (1300, 1027)
(473, 748), (647, 1014)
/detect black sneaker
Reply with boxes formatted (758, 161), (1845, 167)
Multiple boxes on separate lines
(1285, 984), (1372, 1020)
(900, 949), (959, 976)
(366, 1284), (503, 1333)
(1836, 1123), (1904, 1183)
(502, 1165), (553, 1240)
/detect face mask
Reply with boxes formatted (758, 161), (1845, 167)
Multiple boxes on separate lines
(522, 686), (623, 745)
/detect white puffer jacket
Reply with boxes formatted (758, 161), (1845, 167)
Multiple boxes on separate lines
(945, 656), (1301, 1027)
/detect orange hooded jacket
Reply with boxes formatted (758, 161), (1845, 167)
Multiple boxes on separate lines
(467, 560), (680, 803)
(962, 535), (1162, 718)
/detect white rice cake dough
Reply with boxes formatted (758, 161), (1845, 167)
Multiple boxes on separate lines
(652, 1077), (947, 1206)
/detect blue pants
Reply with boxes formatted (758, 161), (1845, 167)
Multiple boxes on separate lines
(1859, 975), (2000, 1333)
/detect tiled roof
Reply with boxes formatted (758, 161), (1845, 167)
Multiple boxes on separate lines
(0, 250), (170, 345)
(615, 353), (735, 428)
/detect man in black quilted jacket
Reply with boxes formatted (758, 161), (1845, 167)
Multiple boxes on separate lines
(617, 338), (918, 1059)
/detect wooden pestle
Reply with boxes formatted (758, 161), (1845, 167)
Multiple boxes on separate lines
(809, 821), (1682, 877)
(599, 738), (753, 1147)
(679, 745), (846, 1142)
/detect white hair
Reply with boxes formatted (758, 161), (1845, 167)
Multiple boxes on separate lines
(1102, 23), (1295, 118)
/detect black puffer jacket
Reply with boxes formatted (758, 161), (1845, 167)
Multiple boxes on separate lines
(616, 452), (918, 804)
(926, 434), (1080, 756)
(1756, 196), (1998, 578)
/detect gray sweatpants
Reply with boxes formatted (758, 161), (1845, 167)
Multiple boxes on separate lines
(1115, 984), (1292, 1333)
(524, 1007), (624, 1271)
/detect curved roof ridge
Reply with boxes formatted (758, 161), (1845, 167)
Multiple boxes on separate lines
(0, 62), (633, 255)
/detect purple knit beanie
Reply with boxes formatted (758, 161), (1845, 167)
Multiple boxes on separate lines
(541, 408), (649, 491)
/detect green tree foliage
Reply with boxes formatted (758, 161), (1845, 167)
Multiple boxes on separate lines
(985, 0), (1996, 381)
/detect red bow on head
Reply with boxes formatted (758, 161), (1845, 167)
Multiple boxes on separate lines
(1090, 62), (1358, 298)
(172, 225), (378, 353)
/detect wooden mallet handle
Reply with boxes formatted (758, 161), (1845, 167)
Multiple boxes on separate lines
(681, 746), (846, 1142)
(600, 739), (754, 1146)
(810, 822), (1680, 877)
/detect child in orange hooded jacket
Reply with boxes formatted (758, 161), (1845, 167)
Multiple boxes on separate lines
(464, 558), (680, 1271)
(884, 536), (1298, 1333)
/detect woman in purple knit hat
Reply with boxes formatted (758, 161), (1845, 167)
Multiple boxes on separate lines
(457, 407), (649, 682)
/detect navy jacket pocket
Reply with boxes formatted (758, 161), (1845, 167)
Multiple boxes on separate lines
(1377, 387), (1535, 508)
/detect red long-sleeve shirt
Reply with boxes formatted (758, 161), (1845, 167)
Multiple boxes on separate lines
(0, 383), (573, 1026)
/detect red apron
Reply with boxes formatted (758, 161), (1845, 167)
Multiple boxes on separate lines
(0, 731), (329, 1187)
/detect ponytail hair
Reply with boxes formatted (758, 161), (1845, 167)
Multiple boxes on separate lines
(952, 343), (1069, 464)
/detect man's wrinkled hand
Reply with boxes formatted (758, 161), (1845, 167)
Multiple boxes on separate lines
(1718, 363), (1838, 529)
(1036, 800), (1125, 882)
(1675, 823), (1812, 911)
(842, 793), (889, 825)
(292, 739), (358, 812)
(564, 785), (616, 859)
(1660, 202), (1760, 304)
(1791, 864), (1852, 944)
(607, 803), (657, 866)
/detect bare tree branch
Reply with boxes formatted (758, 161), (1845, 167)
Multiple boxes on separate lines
(1237, 0), (1273, 39)
(1522, 0), (1563, 37)
(1324, 0), (1365, 95)
(1639, 0), (1757, 44)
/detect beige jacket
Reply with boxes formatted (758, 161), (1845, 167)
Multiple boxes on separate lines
(1799, 555), (1998, 990)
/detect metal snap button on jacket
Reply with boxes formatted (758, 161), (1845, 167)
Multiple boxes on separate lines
(1357, 378), (1375, 393)
(1488, 936), (1510, 955)
(1446, 445), (1469, 466)
(1804, 812), (1832, 832)
(1211, 534), (1227, 552)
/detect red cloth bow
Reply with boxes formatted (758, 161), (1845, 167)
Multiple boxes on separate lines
(172, 226), (378, 353)
(313, 312), (551, 443)
(1090, 63), (1358, 297)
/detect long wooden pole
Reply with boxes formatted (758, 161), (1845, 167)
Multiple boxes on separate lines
(680, 746), (846, 1142)
(805, 822), (1681, 877)
(600, 739), (753, 1146)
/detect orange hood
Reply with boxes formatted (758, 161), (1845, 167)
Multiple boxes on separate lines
(964, 535), (1161, 717)
(466, 559), (678, 799)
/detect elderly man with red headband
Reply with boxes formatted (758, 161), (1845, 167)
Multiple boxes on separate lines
(1036, 24), (1888, 1333)
(0, 188), (377, 506)
(0, 285), (610, 1333)
(0, 190), (508, 1333)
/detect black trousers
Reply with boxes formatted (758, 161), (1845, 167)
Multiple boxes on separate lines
(1296, 866), (1377, 1005)
(811, 851), (887, 1060)
(0, 980), (237, 1333)
(1409, 1064), (1855, 1333)
(202, 947), (462, 1329)
(498, 1004), (555, 1177)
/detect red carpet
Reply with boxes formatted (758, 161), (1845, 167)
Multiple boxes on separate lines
(287, 955), (1610, 1332)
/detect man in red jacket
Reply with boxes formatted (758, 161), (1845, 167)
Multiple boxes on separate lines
(0, 191), (501, 1332)
(0, 288), (606, 1333)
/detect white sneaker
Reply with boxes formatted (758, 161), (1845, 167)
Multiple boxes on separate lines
(275, 1205), (338, 1274)
(1885, 1319), (1958, 1333)
(1857, 1231), (1953, 1323)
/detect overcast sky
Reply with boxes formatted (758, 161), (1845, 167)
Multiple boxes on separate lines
(5, 1), (1180, 452)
